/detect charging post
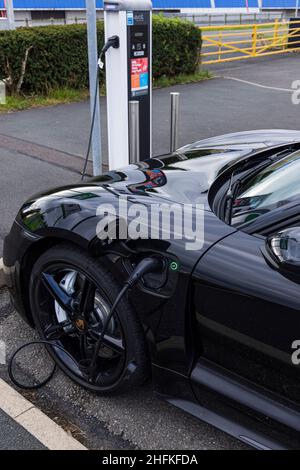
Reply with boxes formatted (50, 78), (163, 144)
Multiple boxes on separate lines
(104, 0), (152, 169)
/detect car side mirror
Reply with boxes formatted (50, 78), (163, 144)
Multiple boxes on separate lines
(268, 227), (300, 270)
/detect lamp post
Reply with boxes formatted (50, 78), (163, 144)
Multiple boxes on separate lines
(5, 0), (15, 30)
(86, 0), (102, 176)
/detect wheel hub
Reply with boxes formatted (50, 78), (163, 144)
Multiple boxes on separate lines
(54, 271), (117, 358)
(74, 317), (87, 332)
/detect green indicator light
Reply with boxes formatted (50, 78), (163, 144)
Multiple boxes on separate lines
(170, 261), (179, 272)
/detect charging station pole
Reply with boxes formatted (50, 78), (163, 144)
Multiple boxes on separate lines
(104, 0), (152, 170)
(86, 0), (102, 176)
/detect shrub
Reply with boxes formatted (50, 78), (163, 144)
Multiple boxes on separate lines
(152, 15), (201, 79)
(0, 16), (201, 95)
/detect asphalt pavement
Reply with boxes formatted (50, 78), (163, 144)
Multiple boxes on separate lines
(0, 148), (75, 255)
(0, 409), (46, 450)
(0, 371), (87, 450)
(0, 53), (299, 450)
(0, 54), (299, 165)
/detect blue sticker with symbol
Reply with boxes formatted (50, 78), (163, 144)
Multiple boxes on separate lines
(127, 11), (134, 26)
(139, 73), (149, 88)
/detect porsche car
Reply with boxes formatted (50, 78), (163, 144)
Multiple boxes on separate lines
(4, 129), (300, 450)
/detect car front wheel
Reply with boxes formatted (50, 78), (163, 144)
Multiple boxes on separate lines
(29, 243), (149, 394)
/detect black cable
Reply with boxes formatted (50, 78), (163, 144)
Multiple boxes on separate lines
(8, 340), (78, 390)
(87, 257), (163, 382)
(81, 35), (120, 181)
(81, 67), (100, 181)
(88, 283), (130, 381)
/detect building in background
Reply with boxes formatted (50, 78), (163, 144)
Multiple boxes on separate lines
(0, 0), (298, 27)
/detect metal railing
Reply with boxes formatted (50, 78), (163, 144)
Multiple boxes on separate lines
(5, 12), (292, 30)
(165, 11), (286, 27)
(13, 17), (90, 27)
(0, 18), (9, 30)
(201, 19), (300, 65)
(8, 11), (288, 29)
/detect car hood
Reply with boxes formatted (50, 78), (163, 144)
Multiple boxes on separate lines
(21, 129), (300, 217)
(179, 129), (300, 151)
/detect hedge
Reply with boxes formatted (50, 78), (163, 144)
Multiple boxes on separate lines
(0, 16), (201, 95)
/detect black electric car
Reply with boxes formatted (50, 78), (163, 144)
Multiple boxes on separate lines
(4, 129), (300, 450)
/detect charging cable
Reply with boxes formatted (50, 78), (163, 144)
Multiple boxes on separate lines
(81, 35), (120, 181)
(87, 257), (162, 381)
(8, 256), (163, 390)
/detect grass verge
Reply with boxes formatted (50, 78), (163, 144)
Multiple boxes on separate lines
(0, 70), (212, 113)
(0, 88), (90, 113)
(153, 70), (212, 88)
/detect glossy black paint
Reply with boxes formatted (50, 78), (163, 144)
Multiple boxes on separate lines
(193, 229), (300, 399)
(4, 129), (300, 449)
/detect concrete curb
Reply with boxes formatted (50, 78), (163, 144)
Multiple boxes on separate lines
(0, 379), (87, 450)
(0, 258), (5, 288)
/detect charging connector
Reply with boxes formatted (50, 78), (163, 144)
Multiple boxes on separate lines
(98, 35), (120, 69)
(87, 256), (164, 380)
(125, 257), (164, 288)
(103, 35), (120, 53)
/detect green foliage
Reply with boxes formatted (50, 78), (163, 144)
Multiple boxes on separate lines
(152, 15), (202, 79)
(0, 16), (201, 95)
(1, 87), (89, 112)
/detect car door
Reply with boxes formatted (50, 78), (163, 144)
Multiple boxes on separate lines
(192, 227), (300, 402)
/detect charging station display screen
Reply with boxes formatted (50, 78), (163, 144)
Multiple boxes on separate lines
(129, 23), (149, 97)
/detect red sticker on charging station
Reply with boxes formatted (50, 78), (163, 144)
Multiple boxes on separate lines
(131, 58), (149, 96)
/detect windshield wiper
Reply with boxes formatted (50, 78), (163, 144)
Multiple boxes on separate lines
(224, 159), (273, 225)
(223, 148), (296, 225)
(224, 170), (240, 225)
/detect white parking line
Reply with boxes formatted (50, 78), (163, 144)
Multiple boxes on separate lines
(0, 379), (87, 450)
(221, 76), (292, 93)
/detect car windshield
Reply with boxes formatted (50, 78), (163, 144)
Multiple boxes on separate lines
(231, 150), (300, 227)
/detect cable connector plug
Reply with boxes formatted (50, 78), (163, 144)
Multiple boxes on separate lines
(126, 257), (164, 289)
(102, 35), (120, 54)
(97, 35), (120, 70)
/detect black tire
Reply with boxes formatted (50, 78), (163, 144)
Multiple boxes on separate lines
(29, 243), (150, 394)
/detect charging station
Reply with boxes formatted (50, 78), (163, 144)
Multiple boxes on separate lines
(104, 0), (152, 169)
